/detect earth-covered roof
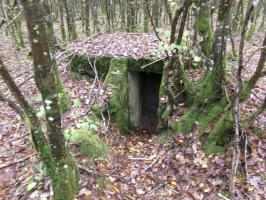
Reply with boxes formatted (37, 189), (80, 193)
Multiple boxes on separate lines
(69, 32), (165, 59)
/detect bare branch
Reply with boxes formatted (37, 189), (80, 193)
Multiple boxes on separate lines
(244, 34), (266, 95)
(244, 45), (266, 67)
(0, 0), (19, 30)
(0, 56), (36, 117)
(175, 0), (192, 46)
(0, 9), (24, 34)
(163, 0), (173, 24)
(231, 1), (255, 197)
(144, 0), (162, 41)
(0, 92), (24, 117)
(169, 2), (187, 44)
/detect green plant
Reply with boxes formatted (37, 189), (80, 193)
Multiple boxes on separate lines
(158, 130), (172, 144)
(65, 119), (109, 160)
(96, 177), (110, 190)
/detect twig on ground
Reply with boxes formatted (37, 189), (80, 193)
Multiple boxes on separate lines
(78, 165), (124, 180)
(218, 193), (231, 200)
(244, 131), (249, 180)
(128, 156), (151, 161)
(18, 179), (42, 200)
(166, 184), (179, 194)
(145, 183), (165, 196)
(141, 150), (165, 174)
(0, 153), (37, 170)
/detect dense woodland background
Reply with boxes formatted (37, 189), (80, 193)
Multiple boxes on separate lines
(0, 0), (266, 199)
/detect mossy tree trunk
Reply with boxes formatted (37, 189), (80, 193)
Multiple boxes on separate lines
(245, 1), (261, 40)
(195, 0), (213, 58)
(188, 0), (231, 106)
(170, 1), (266, 155)
(152, 0), (160, 28)
(21, 1), (80, 199)
(119, 0), (126, 29)
(158, 0), (193, 130)
(166, 0), (234, 153)
(91, 0), (101, 33)
(42, 0), (70, 113)
(43, 0), (56, 50)
(13, 4), (25, 48)
(5, 0), (19, 49)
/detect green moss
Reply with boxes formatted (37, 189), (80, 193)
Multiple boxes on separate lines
(96, 177), (111, 190)
(69, 54), (112, 79)
(196, 2), (213, 57)
(82, 134), (108, 159)
(198, 101), (227, 132)
(65, 120), (109, 160)
(157, 130), (172, 144)
(197, 70), (223, 104)
(52, 152), (80, 200)
(172, 105), (199, 133)
(174, 60), (195, 105)
(91, 104), (106, 118)
(203, 113), (234, 155)
(172, 100), (227, 136)
(245, 25), (256, 41)
(104, 58), (130, 134)
(53, 69), (70, 112)
(241, 81), (252, 101)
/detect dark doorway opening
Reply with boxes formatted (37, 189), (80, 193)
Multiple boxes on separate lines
(140, 72), (161, 128)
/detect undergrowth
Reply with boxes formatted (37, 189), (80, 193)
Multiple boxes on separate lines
(64, 118), (109, 160)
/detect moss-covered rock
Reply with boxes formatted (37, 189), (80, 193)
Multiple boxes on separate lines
(67, 128), (109, 159)
(69, 54), (112, 79)
(104, 58), (130, 133)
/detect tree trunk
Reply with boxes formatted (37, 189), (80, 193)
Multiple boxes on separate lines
(62, 0), (78, 40)
(59, 0), (67, 41)
(143, 1), (149, 33)
(85, 0), (91, 36)
(127, 0), (137, 32)
(43, 0), (57, 50)
(171, 0), (234, 152)
(195, 0), (213, 58)
(21, 1), (80, 199)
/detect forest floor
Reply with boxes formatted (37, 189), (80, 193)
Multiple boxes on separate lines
(0, 30), (266, 200)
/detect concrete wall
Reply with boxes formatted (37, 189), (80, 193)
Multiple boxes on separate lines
(128, 71), (142, 128)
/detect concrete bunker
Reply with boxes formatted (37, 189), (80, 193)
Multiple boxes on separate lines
(68, 33), (165, 133)
(70, 56), (164, 133)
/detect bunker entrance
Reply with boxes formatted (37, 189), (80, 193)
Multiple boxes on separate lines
(128, 71), (162, 130)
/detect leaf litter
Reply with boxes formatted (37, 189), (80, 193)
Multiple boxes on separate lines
(0, 31), (265, 199)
